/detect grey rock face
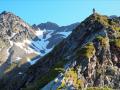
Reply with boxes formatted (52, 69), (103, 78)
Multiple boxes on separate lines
(0, 11), (37, 76)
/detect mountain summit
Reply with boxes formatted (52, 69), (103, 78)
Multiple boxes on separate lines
(0, 13), (120, 90)
(36, 22), (59, 30)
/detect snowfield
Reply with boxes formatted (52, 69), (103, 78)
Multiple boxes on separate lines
(6, 28), (72, 65)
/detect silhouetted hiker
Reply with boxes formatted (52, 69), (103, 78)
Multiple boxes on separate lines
(93, 8), (95, 15)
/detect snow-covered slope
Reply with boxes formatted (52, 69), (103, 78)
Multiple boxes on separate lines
(0, 11), (79, 76)
(31, 22), (79, 56)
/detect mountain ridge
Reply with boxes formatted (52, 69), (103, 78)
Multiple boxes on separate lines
(0, 12), (120, 90)
(22, 13), (120, 90)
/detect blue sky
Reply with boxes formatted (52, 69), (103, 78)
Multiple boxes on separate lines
(0, 0), (120, 26)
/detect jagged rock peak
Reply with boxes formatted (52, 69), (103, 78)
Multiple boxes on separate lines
(37, 21), (59, 30)
(0, 11), (21, 20)
(1, 11), (13, 15)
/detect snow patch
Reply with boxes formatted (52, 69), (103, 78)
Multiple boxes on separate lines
(35, 29), (44, 36)
(6, 47), (12, 64)
(6, 48), (10, 58)
(57, 31), (72, 37)
(16, 57), (22, 61)
(15, 39), (40, 54)
(12, 32), (17, 38)
(18, 72), (23, 75)
(9, 40), (14, 46)
(27, 57), (39, 65)
(30, 30), (54, 56)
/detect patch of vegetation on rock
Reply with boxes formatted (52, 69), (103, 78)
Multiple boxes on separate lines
(57, 68), (85, 90)
(76, 42), (95, 58)
(90, 13), (120, 34)
(110, 38), (120, 48)
(95, 14), (109, 27)
(87, 86), (112, 90)
(96, 36), (108, 47)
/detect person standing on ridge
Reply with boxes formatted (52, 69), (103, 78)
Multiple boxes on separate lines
(93, 8), (96, 19)
(93, 8), (95, 15)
